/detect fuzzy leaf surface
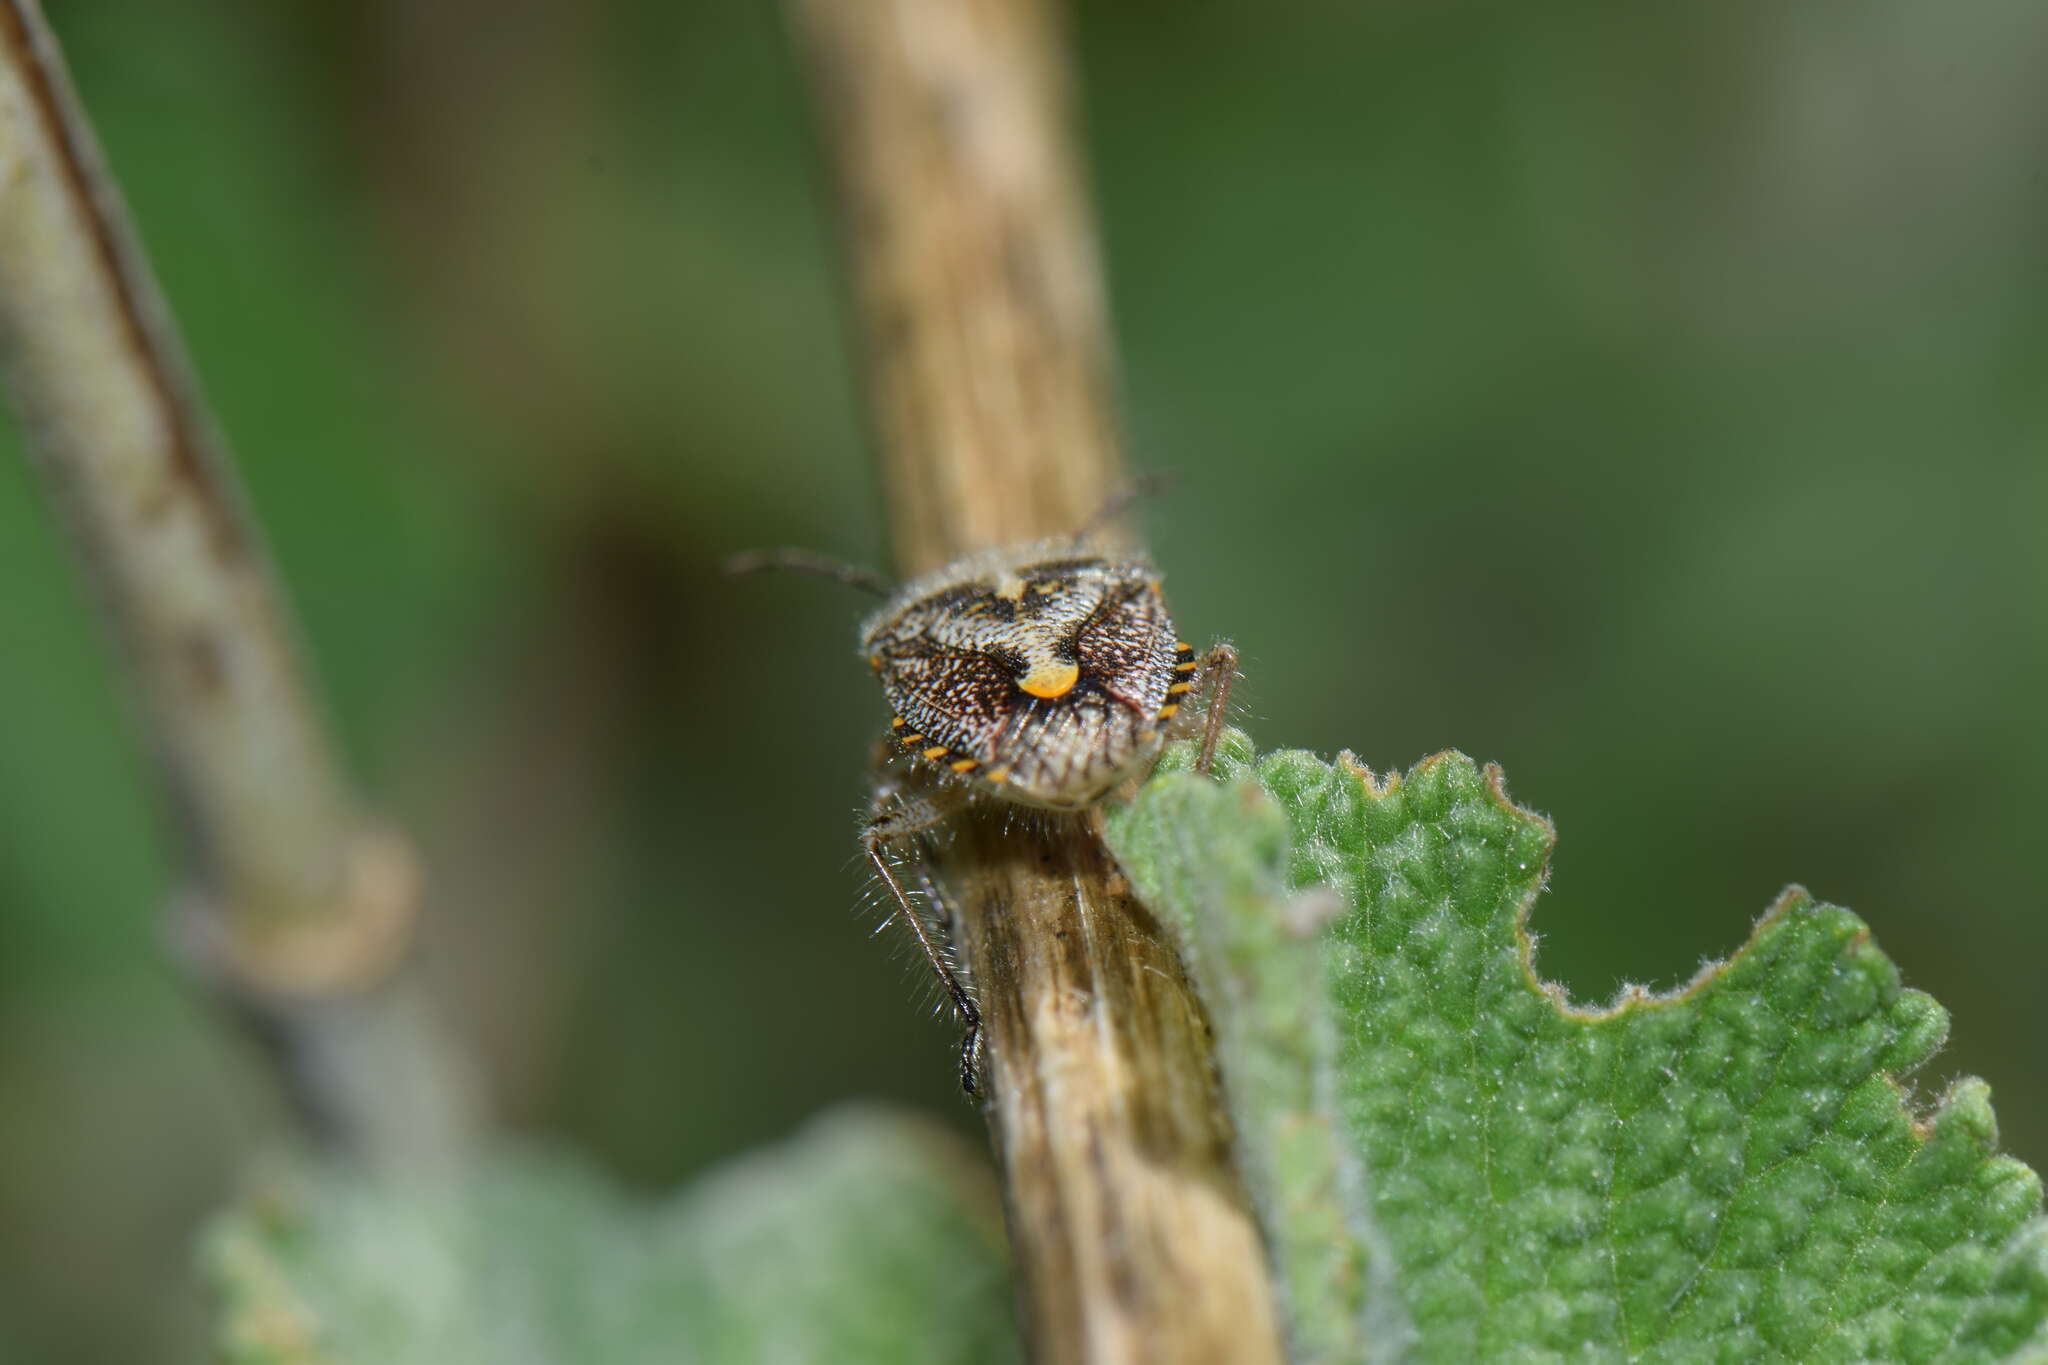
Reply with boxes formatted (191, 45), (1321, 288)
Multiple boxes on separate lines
(1108, 738), (2048, 1363)
(205, 1106), (1018, 1365)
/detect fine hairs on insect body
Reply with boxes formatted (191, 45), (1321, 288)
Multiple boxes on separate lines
(730, 498), (1236, 1094)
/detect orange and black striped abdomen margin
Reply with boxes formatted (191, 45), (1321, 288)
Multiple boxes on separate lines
(1155, 641), (1197, 723)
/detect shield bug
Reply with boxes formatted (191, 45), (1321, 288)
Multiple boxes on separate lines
(730, 525), (1236, 1094)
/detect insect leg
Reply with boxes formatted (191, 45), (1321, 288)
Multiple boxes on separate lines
(861, 788), (984, 1096)
(1193, 641), (1240, 775)
(907, 862), (986, 1092)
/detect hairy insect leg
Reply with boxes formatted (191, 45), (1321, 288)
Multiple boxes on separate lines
(1193, 641), (1240, 775)
(861, 784), (984, 1095)
(907, 862), (986, 1092)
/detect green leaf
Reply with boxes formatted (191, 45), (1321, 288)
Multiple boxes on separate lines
(204, 1105), (1019, 1365)
(1108, 735), (2048, 1364)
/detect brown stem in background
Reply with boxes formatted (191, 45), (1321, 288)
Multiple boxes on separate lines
(790, 1), (1283, 1361)
(0, 0), (469, 1169)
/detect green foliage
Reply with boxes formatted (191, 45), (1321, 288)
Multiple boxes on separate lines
(204, 1106), (1018, 1365)
(209, 733), (2048, 1364)
(1107, 735), (2048, 1363)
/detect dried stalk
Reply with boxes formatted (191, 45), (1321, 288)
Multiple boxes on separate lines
(790, 1), (1283, 1360)
(0, 0), (467, 1167)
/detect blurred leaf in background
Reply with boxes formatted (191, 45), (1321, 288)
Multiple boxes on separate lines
(2, 0), (2045, 1361)
(206, 1107), (1015, 1365)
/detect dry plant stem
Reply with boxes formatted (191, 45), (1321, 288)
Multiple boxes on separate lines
(795, 0), (1126, 570)
(791, 1), (1283, 1360)
(0, 0), (466, 1168)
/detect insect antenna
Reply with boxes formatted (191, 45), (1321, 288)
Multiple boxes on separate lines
(723, 547), (893, 597)
(1069, 468), (1178, 547)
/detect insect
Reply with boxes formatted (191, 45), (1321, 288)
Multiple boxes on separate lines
(730, 525), (1236, 1094)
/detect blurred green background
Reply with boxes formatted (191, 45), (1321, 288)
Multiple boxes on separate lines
(2, 0), (2044, 1360)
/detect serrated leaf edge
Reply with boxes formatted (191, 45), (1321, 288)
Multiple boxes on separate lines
(1134, 738), (2026, 1357)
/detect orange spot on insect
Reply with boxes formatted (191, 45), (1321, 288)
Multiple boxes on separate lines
(1168, 681), (1193, 694)
(1018, 659), (1080, 699)
(868, 654), (882, 670)
(891, 715), (906, 728)
(1157, 704), (1180, 719)
(922, 745), (949, 760)
(950, 757), (979, 773)
(984, 767), (1010, 783)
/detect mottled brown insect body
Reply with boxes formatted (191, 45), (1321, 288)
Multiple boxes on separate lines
(729, 522), (1232, 1093)
(862, 544), (1191, 808)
